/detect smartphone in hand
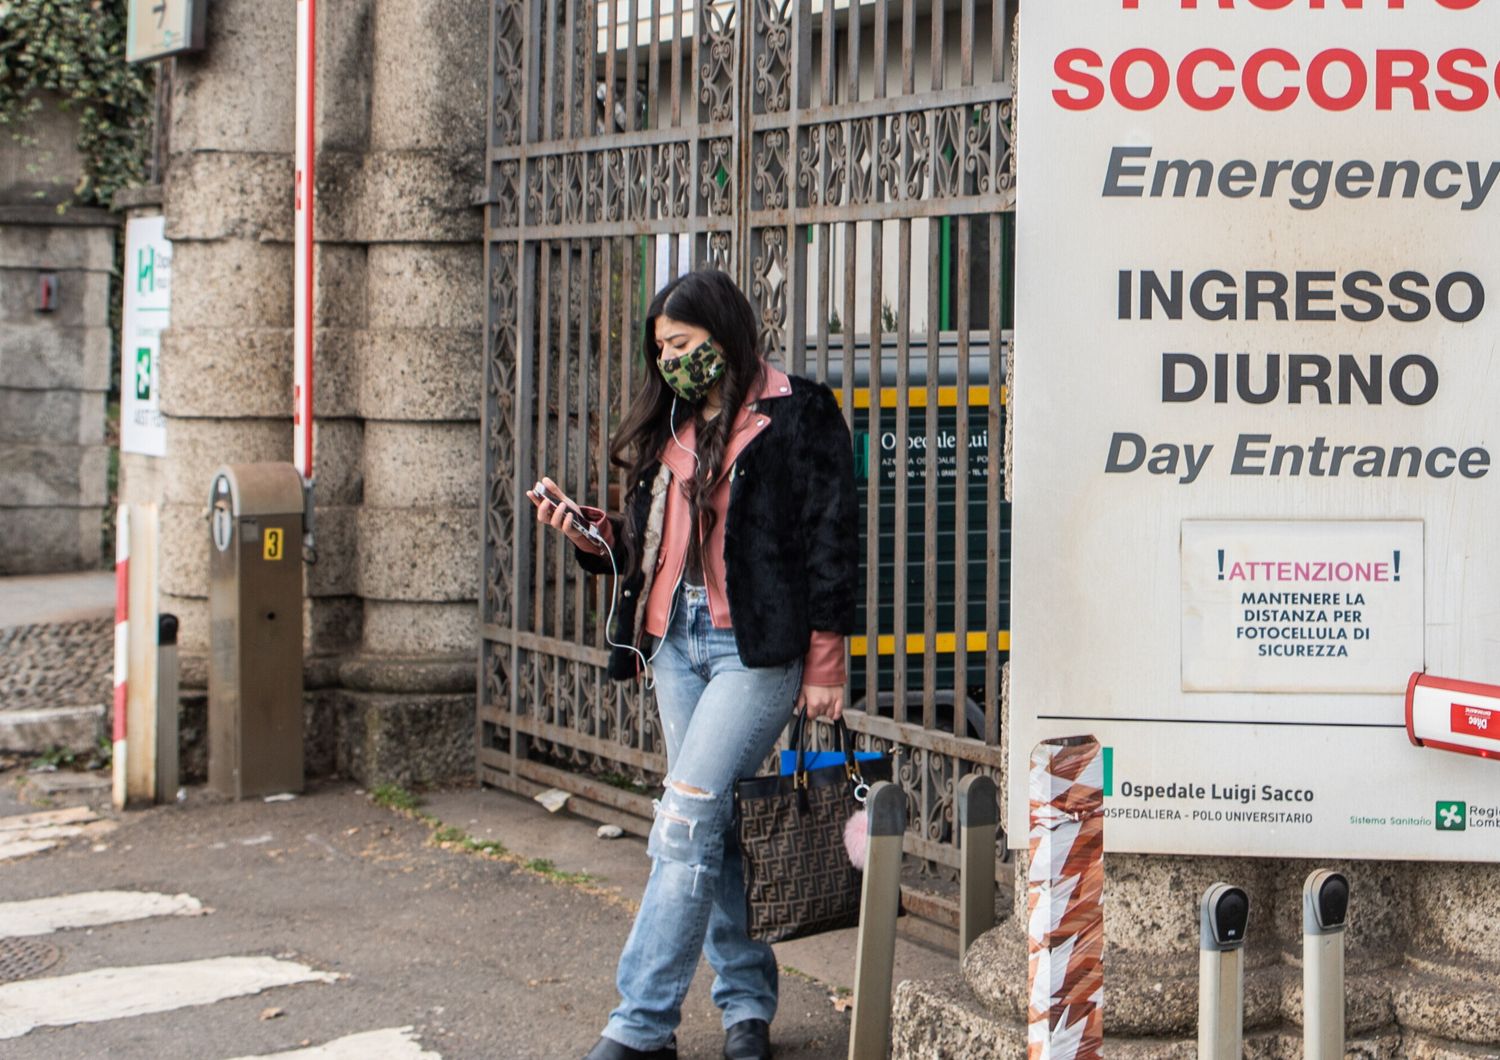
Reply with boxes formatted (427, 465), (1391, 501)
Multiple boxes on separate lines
(529, 480), (595, 538)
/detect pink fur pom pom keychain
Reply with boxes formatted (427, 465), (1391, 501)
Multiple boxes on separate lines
(843, 809), (869, 870)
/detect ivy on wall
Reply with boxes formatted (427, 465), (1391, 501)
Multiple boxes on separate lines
(0, 0), (154, 208)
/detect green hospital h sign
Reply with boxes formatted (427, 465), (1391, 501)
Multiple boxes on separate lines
(137, 245), (156, 296)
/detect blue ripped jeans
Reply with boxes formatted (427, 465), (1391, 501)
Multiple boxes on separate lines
(603, 584), (803, 1051)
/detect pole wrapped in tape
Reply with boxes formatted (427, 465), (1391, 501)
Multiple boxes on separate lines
(1027, 736), (1105, 1060)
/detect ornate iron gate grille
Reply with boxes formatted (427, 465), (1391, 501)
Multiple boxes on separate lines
(481, 0), (1016, 878)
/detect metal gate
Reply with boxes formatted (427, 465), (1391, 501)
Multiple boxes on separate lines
(480, 0), (1017, 879)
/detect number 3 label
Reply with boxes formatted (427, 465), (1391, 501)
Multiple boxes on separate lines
(264, 528), (284, 561)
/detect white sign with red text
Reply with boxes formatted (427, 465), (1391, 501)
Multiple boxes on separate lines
(1181, 520), (1423, 692)
(1012, 0), (1500, 861)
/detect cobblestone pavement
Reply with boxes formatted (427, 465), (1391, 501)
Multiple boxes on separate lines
(0, 618), (114, 713)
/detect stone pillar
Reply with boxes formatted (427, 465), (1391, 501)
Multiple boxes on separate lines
(137, 0), (489, 786)
(152, 0), (297, 721)
(330, 0), (488, 785)
(0, 94), (115, 574)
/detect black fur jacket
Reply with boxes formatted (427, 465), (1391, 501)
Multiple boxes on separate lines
(576, 375), (859, 681)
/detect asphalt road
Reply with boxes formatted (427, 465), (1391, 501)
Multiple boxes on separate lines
(0, 776), (852, 1060)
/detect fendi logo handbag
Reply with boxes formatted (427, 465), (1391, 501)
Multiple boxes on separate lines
(734, 714), (893, 943)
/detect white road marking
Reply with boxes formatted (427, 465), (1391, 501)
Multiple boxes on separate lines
(0, 840), (56, 861)
(0, 956), (340, 1040)
(0, 890), (205, 937)
(225, 1026), (441, 1059)
(0, 806), (96, 832)
(0, 820), (117, 860)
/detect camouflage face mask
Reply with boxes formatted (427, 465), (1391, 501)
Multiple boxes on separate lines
(657, 340), (726, 403)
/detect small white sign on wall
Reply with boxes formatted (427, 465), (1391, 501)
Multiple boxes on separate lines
(120, 216), (171, 458)
(1181, 521), (1424, 694)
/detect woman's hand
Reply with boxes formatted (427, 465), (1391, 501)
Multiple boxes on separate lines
(797, 682), (844, 722)
(527, 476), (601, 552)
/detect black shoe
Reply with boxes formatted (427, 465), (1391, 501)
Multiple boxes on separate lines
(723, 1018), (772, 1060)
(582, 1035), (677, 1060)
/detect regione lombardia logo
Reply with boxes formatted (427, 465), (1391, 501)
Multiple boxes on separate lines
(1436, 801), (1466, 832)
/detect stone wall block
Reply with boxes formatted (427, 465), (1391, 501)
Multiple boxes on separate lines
(162, 418), (292, 506)
(314, 244), (368, 328)
(311, 327), (362, 417)
(338, 655), (472, 695)
(302, 690), (340, 776)
(311, 418), (364, 506)
(1392, 962), (1500, 1047)
(307, 504), (357, 597)
(338, 152), (484, 243)
(306, 595), (363, 656)
(362, 600), (477, 656)
(961, 912), (1285, 1041)
(315, 0), (374, 151)
(0, 324), (111, 391)
(969, 855), (1293, 1038)
(334, 690), (475, 787)
(169, 0), (295, 154)
(0, 508), (101, 574)
(163, 152), (294, 243)
(159, 327), (293, 418)
(362, 421), (478, 509)
(170, 241), (293, 330)
(356, 328), (481, 422)
(366, 244), (483, 331)
(1265, 858), (1408, 963)
(158, 503), (211, 598)
(891, 975), (1024, 1060)
(0, 388), (104, 445)
(356, 507), (478, 602)
(1103, 853), (1277, 962)
(0, 222), (114, 271)
(369, 0), (487, 153)
(1394, 1029), (1500, 1059)
(308, 151), (363, 244)
(0, 444), (108, 507)
(0, 266), (111, 327)
(1403, 861), (1500, 962)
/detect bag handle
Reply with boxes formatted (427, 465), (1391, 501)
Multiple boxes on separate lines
(791, 708), (810, 783)
(791, 713), (863, 794)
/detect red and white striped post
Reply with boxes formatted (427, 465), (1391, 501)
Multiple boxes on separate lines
(293, 0), (316, 489)
(1027, 735), (1106, 1060)
(112, 504), (130, 810)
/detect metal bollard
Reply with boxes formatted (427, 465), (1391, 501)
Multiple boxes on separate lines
(847, 781), (906, 1060)
(155, 614), (180, 805)
(1198, 882), (1250, 1060)
(957, 773), (1000, 958)
(1303, 869), (1349, 1059)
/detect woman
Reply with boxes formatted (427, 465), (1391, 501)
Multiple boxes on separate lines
(528, 268), (859, 1060)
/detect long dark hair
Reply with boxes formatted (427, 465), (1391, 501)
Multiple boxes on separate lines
(609, 269), (764, 576)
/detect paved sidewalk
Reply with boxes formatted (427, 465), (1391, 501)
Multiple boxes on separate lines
(0, 771), (956, 1059)
(0, 572), (115, 629)
(418, 785), (957, 995)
